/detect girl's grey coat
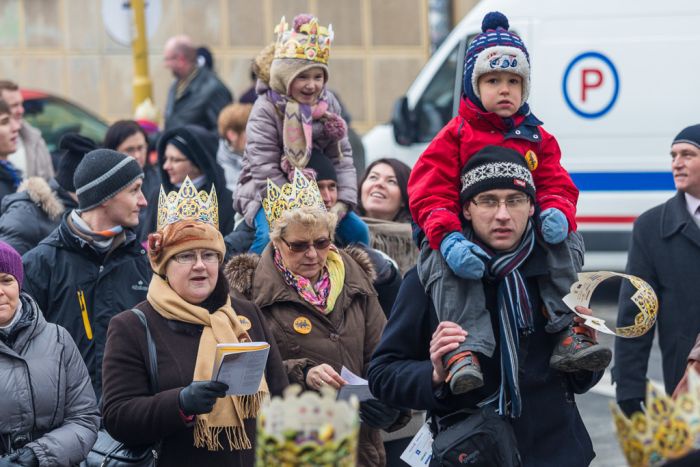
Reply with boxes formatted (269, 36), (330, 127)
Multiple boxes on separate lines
(0, 293), (99, 466)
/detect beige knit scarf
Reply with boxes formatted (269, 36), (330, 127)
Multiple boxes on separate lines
(147, 275), (269, 451)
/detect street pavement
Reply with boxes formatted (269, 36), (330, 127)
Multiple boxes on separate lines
(576, 280), (664, 467)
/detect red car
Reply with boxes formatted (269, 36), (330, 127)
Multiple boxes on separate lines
(20, 89), (108, 152)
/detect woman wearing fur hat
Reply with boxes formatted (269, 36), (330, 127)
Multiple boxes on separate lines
(227, 170), (408, 466)
(101, 178), (288, 466)
(234, 14), (363, 255)
(0, 241), (99, 466)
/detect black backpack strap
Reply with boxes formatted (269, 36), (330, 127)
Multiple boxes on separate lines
(130, 308), (159, 394)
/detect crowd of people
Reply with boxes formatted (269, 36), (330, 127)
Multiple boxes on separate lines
(0, 9), (698, 467)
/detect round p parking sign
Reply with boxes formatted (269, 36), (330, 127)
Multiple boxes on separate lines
(562, 51), (619, 119)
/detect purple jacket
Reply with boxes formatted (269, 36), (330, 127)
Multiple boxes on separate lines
(234, 84), (356, 226)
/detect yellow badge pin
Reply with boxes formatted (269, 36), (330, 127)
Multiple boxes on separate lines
(238, 315), (252, 331)
(524, 150), (538, 171)
(293, 316), (313, 334)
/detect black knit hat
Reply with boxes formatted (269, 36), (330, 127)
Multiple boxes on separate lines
(55, 133), (98, 192)
(460, 145), (535, 204)
(672, 124), (700, 150)
(74, 149), (144, 212)
(307, 148), (337, 182)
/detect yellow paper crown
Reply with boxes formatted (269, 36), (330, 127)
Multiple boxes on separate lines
(262, 169), (326, 226)
(257, 385), (359, 466)
(157, 176), (218, 231)
(611, 369), (700, 467)
(274, 16), (333, 65)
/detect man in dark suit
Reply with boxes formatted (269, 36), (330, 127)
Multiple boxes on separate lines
(615, 124), (700, 417)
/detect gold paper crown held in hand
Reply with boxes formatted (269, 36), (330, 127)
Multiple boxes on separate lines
(157, 176), (218, 231)
(262, 169), (327, 226)
(611, 368), (700, 467)
(273, 15), (333, 65)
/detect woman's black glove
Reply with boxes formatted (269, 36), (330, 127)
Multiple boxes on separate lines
(179, 380), (229, 415)
(618, 398), (644, 418)
(359, 399), (411, 432)
(0, 448), (38, 467)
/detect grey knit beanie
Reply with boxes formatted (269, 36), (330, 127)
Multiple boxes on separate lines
(74, 149), (144, 211)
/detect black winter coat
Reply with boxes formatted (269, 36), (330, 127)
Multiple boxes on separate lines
(21, 217), (152, 398)
(614, 192), (700, 401)
(164, 66), (232, 132)
(368, 245), (601, 467)
(0, 178), (77, 255)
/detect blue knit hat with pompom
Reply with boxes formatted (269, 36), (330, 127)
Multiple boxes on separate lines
(463, 12), (530, 107)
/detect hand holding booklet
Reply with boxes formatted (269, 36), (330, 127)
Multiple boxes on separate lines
(211, 342), (269, 395)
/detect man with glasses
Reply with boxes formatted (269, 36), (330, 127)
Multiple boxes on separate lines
(368, 146), (605, 465)
(414, 146), (611, 396)
(22, 149), (152, 398)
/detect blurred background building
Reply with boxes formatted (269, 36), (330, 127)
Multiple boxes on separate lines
(0, 0), (478, 133)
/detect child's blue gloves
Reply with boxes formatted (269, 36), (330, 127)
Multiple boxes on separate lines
(540, 208), (568, 244)
(439, 232), (487, 280)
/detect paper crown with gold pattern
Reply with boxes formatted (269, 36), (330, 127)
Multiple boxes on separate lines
(157, 176), (218, 231)
(611, 369), (700, 467)
(274, 15), (333, 65)
(262, 169), (326, 226)
(256, 385), (358, 466)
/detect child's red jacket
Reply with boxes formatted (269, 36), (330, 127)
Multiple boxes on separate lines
(408, 98), (578, 250)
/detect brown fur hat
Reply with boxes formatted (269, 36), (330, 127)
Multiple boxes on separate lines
(148, 220), (225, 275)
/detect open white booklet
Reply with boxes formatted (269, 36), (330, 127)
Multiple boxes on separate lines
(211, 342), (270, 395)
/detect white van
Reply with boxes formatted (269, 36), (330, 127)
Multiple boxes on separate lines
(363, 0), (700, 270)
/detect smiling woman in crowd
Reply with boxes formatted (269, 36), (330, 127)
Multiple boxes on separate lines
(358, 158), (417, 275)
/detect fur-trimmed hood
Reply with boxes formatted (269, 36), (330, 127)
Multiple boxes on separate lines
(15, 177), (65, 220)
(225, 244), (376, 301)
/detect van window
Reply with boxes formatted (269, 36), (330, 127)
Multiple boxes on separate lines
(414, 44), (459, 142)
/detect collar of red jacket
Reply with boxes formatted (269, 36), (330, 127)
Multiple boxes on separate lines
(458, 97), (528, 131)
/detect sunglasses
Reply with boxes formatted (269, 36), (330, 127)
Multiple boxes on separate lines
(281, 237), (332, 253)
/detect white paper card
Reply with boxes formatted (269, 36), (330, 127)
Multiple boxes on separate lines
(400, 422), (433, 467)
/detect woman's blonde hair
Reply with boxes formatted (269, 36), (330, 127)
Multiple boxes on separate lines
(269, 207), (337, 243)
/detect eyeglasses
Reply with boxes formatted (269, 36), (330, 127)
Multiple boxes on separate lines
(172, 249), (221, 264)
(281, 237), (332, 253)
(470, 196), (530, 212)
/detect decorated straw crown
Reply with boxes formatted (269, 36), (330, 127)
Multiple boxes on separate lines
(274, 15), (334, 65)
(257, 385), (358, 466)
(611, 369), (700, 467)
(262, 169), (326, 226)
(157, 176), (218, 231)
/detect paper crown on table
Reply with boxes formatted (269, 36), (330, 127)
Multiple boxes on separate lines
(256, 385), (359, 466)
(274, 15), (333, 64)
(611, 369), (700, 467)
(156, 176), (218, 231)
(262, 169), (327, 226)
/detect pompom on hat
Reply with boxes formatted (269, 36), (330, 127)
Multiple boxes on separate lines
(463, 11), (531, 106)
(269, 14), (333, 96)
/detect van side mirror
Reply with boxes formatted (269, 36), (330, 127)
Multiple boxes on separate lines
(391, 96), (416, 146)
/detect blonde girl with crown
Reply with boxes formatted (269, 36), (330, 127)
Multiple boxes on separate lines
(234, 14), (369, 255)
(101, 177), (288, 466)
